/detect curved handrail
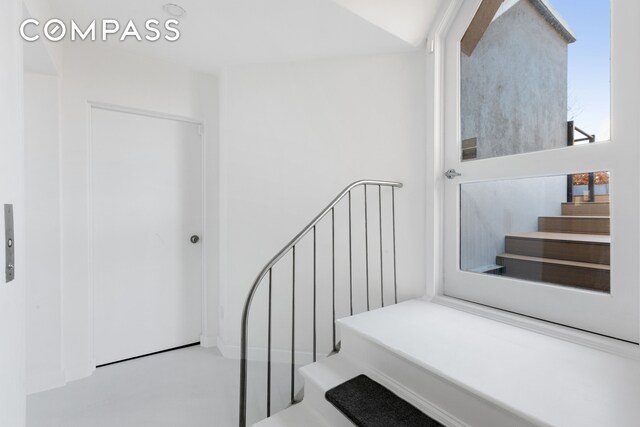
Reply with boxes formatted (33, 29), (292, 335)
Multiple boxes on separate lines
(239, 180), (402, 427)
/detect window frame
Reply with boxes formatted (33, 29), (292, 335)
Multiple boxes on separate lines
(426, 0), (640, 348)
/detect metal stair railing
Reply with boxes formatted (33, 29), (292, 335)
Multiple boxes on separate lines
(238, 180), (403, 427)
(567, 121), (597, 202)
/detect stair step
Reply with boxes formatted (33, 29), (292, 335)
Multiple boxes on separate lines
(326, 374), (444, 427)
(561, 202), (610, 216)
(505, 232), (610, 265)
(496, 253), (610, 292)
(538, 216), (609, 235)
(301, 354), (455, 427)
(252, 402), (329, 427)
(301, 355), (371, 427)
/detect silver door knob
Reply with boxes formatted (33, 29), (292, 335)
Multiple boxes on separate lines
(190, 235), (200, 244)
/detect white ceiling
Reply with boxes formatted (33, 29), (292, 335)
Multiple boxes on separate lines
(331, 0), (442, 47)
(48, 0), (422, 74)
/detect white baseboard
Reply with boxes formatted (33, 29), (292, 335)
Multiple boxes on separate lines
(200, 334), (218, 348)
(64, 362), (96, 384)
(27, 368), (66, 395)
(216, 335), (319, 365)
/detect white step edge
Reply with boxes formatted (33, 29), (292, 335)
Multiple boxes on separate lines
(299, 355), (357, 427)
(300, 353), (465, 427)
(252, 401), (330, 427)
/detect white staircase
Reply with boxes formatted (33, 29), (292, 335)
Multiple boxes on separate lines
(254, 299), (640, 427)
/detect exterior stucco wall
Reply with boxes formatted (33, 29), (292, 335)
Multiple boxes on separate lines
(461, 0), (569, 159)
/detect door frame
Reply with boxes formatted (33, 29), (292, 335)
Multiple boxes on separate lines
(424, 0), (640, 357)
(87, 102), (208, 367)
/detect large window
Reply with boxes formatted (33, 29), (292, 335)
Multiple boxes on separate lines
(442, 0), (639, 342)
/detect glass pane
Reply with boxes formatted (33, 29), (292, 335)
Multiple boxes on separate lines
(460, 171), (610, 292)
(460, 0), (610, 161)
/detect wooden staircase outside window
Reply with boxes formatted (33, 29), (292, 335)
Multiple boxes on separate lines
(496, 197), (610, 292)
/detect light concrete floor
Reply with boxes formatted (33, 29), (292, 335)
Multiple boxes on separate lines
(27, 346), (295, 427)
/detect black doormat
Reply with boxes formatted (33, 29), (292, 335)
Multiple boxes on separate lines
(325, 375), (444, 427)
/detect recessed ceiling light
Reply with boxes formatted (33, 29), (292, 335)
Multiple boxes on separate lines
(163, 3), (186, 18)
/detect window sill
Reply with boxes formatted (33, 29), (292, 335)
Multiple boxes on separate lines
(432, 295), (639, 358)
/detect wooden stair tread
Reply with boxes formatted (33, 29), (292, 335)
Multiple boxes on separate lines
(497, 253), (610, 270)
(561, 202), (610, 205)
(573, 194), (609, 202)
(539, 216), (609, 219)
(506, 232), (610, 244)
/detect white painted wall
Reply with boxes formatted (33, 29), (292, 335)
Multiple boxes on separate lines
(0, 0), (26, 425)
(24, 72), (65, 394)
(218, 52), (427, 358)
(22, 0), (62, 74)
(22, 1), (66, 395)
(58, 43), (219, 382)
(199, 75), (221, 350)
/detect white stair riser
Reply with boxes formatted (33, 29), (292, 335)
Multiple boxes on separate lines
(302, 372), (357, 427)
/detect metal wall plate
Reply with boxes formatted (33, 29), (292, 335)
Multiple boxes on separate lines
(5, 204), (14, 283)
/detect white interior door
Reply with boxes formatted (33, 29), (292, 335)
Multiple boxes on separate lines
(91, 107), (202, 366)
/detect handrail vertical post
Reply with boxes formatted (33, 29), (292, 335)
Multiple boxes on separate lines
(290, 246), (296, 404)
(239, 294), (252, 427)
(378, 185), (384, 307)
(392, 186), (398, 304)
(567, 121), (575, 203)
(364, 185), (370, 311)
(588, 171), (596, 202)
(588, 133), (596, 202)
(331, 208), (336, 351)
(239, 338), (247, 427)
(313, 226), (317, 363)
(348, 191), (353, 316)
(267, 269), (272, 417)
